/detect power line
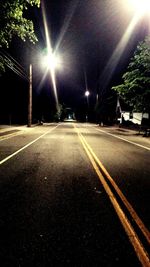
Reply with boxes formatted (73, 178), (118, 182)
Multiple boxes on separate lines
(0, 49), (29, 81)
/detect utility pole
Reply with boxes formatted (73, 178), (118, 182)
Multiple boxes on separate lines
(28, 64), (32, 127)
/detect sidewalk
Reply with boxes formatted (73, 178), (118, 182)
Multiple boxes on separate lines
(114, 125), (150, 138)
(0, 124), (33, 137)
(98, 125), (150, 149)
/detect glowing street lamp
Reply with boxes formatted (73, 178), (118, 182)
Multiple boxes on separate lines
(43, 52), (61, 71)
(127, 0), (150, 16)
(85, 90), (90, 97)
(43, 51), (62, 113)
(130, 0), (150, 11)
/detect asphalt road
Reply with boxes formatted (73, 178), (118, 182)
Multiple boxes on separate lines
(0, 122), (150, 267)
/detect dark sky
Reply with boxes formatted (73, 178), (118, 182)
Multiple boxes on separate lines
(31, 0), (148, 105)
(0, 0), (149, 123)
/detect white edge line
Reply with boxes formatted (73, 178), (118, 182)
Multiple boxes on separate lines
(0, 125), (59, 165)
(95, 127), (150, 151)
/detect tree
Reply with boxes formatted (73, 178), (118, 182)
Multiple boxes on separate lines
(0, 0), (40, 72)
(112, 35), (150, 114)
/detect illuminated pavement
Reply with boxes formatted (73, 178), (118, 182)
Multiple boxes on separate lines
(0, 123), (149, 266)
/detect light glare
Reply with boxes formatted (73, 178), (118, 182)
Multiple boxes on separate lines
(43, 53), (61, 71)
(129, 0), (150, 15)
(41, 1), (60, 112)
(85, 90), (90, 97)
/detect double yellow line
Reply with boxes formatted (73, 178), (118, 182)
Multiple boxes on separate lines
(74, 124), (150, 267)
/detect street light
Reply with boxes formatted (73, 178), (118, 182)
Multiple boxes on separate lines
(27, 51), (61, 127)
(43, 51), (62, 114)
(127, 0), (150, 16)
(42, 52), (61, 71)
(85, 90), (90, 98)
(85, 90), (90, 122)
(130, 0), (150, 11)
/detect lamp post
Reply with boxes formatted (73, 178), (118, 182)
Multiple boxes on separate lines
(28, 64), (32, 127)
(27, 51), (61, 127)
(85, 90), (90, 122)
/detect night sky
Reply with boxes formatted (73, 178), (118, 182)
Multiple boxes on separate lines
(0, 0), (149, 124)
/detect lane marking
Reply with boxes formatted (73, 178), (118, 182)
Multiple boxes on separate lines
(78, 130), (150, 244)
(0, 125), (59, 165)
(94, 127), (150, 151)
(74, 125), (150, 266)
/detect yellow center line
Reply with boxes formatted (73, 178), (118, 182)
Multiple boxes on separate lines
(74, 124), (150, 267)
(80, 130), (150, 244)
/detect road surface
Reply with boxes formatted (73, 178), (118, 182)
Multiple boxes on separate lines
(0, 123), (150, 266)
